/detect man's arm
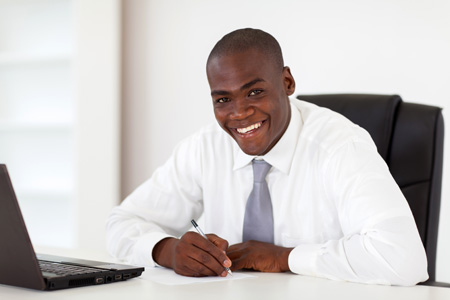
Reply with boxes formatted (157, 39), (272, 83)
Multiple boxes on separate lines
(287, 215), (428, 286)
(106, 135), (205, 267)
(287, 140), (428, 286)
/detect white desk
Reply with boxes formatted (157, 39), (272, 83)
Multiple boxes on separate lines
(1, 247), (449, 300)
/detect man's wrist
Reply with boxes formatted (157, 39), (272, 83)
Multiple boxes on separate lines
(152, 237), (176, 268)
(279, 247), (294, 272)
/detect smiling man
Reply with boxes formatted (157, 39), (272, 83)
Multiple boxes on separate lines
(107, 28), (428, 285)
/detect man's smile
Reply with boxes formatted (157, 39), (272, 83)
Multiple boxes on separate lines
(234, 121), (266, 135)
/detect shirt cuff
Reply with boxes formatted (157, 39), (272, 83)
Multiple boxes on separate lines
(132, 231), (174, 267)
(288, 243), (323, 276)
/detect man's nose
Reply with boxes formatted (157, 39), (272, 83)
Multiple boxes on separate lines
(230, 99), (253, 120)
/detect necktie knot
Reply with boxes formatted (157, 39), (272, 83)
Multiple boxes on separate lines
(252, 160), (272, 182)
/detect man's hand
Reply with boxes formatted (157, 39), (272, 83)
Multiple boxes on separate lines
(227, 240), (293, 272)
(152, 232), (232, 277)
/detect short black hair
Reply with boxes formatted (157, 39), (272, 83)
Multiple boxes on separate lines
(207, 28), (284, 71)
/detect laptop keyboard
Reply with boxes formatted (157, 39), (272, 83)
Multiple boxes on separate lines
(39, 260), (109, 276)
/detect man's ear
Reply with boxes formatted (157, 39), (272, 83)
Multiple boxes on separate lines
(282, 66), (296, 96)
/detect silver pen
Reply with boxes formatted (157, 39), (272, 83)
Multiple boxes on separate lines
(191, 219), (233, 276)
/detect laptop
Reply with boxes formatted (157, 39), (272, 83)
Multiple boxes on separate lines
(0, 164), (144, 290)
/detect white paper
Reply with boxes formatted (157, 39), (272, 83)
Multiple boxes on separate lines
(140, 266), (256, 285)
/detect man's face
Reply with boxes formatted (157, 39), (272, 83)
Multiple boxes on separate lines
(207, 49), (295, 156)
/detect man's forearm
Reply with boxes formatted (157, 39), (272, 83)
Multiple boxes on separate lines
(288, 217), (428, 285)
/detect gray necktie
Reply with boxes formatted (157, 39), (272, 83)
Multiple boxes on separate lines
(243, 159), (274, 243)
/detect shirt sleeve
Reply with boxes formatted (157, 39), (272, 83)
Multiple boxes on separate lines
(106, 135), (204, 266)
(288, 137), (429, 286)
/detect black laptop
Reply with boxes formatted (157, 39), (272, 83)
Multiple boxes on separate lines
(0, 164), (144, 290)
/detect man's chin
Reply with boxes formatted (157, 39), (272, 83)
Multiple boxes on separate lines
(237, 143), (268, 156)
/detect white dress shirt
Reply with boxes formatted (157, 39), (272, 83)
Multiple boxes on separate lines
(106, 99), (428, 286)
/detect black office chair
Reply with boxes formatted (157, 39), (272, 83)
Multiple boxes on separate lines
(297, 94), (446, 286)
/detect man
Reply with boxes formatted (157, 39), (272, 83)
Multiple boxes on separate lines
(107, 28), (428, 285)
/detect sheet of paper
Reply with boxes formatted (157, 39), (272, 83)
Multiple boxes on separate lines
(141, 266), (256, 285)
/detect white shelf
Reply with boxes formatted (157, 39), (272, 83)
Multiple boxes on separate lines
(15, 187), (73, 201)
(0, 121), (73, 133)
(0, 52), (71, 66)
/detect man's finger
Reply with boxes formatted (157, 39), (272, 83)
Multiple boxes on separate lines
(207, 233), (229, 251)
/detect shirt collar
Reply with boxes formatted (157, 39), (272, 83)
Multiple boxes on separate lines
(233, 100), (303, 174)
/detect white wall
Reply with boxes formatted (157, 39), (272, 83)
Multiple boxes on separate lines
(73, 0), (121, 251)
(121, 0), (450, 282)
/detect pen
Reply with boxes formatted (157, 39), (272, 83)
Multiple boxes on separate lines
(191, 219), (233, 276)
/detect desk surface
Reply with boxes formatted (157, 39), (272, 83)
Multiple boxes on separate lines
(1, 247), (449, 300)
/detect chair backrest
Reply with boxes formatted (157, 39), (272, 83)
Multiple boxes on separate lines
(297, 94), (444, 282)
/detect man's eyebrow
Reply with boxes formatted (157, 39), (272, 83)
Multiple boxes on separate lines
(240, 78), (265, 91)
(211, 89), (230, 96)
(210, 78), (265, 97)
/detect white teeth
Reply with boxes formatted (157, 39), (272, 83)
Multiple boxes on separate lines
(237, 122), (262, 134)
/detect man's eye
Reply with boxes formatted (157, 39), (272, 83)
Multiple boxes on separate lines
(249, 89), (262, 96)
(216, 97), (229, 103)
